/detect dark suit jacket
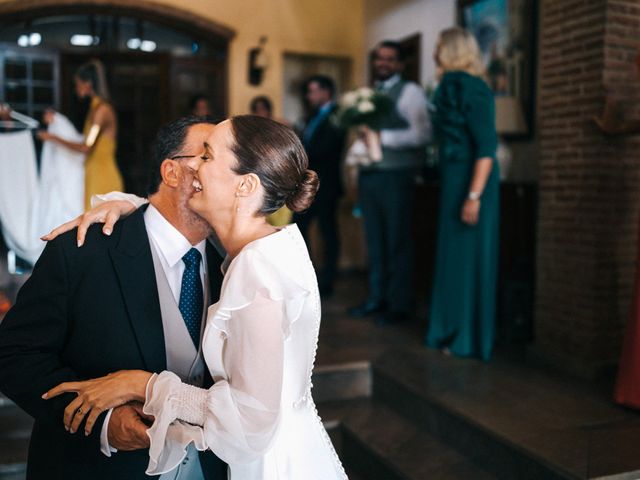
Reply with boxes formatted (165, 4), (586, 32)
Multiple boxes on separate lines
(0, 207), (226, 480)
(303, 104), (346, 199)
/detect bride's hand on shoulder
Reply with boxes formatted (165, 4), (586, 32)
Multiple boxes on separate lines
(41, 199), (137, 247)
(42, 370), (153, 436)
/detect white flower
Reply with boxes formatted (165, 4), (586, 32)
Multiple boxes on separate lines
(357, 87), (374, 99)
(341, 91), (358, 108)
(357, 100), (375, 113)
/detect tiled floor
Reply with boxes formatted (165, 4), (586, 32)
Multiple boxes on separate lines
(317, 273), (640, 479)
(316, 272), (425, 367)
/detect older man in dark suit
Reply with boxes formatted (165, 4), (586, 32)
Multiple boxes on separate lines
(294, 75), (346, 296)
(0, 116), (227, 480)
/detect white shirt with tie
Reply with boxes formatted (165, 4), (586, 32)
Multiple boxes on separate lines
(376, 73), (432, 148)
(100, 205), (208, 460)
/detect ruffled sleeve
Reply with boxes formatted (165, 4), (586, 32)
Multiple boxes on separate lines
(212, 247), (311, 339)
(143, 244), (311, 474)
(90, 191), (148, 209)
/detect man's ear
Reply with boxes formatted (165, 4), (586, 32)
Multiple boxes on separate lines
(237, 173), (261, 197)
(160, 159), (180, 188)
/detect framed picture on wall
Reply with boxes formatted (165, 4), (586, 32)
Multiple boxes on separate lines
(458, 0), (537, 138)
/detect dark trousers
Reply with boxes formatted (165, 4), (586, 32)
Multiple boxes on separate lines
(358, 169), (415, 313)
(293, 192), (340, 289)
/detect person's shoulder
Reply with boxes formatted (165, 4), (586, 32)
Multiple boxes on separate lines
(46, 222), (121, 255)
(445, 74), (491, 110)
(93, 99), (116, 120)
(459, 73), (491, 95)
(46, 211), (138, 257)
(230, 228), (299, 275)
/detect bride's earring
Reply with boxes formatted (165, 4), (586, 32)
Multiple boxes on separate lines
(235, 192), (240, 213)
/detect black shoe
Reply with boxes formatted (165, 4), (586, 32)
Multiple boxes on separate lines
(347, 301), (386, 318)
(375, 311), (410, 326)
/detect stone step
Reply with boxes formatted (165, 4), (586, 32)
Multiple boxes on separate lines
(312, 361), (371, 403)
(0, 393), (14, 409)
(0, 438), (27, 480)
(372, 347), (640, 480)
(337, 398), (496, 480)
(0, 404), (31, 480)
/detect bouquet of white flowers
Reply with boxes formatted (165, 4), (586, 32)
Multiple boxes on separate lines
(336, 87), (392, 166)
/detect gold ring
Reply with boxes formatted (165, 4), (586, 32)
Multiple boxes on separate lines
(77, 407), (84, 415)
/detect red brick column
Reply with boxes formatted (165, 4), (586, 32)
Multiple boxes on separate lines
(535, 0), (640, 377)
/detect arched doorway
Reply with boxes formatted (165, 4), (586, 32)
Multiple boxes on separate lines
(0, 0), (235, 194)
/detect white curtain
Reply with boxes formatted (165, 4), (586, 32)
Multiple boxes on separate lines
(0, 129), (42, 264)
(0, 114), (85, 265)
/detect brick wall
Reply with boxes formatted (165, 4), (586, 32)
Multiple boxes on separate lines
(535, 0), (640, 377)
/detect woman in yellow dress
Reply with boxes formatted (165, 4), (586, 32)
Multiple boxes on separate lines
(38, 60), (123, 209)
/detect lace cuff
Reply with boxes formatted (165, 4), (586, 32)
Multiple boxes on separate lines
(176, 382), (208, 426)
(144, 372), (207, 475)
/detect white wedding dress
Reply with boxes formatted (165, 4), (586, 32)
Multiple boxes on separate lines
(143, 224), (347, 479)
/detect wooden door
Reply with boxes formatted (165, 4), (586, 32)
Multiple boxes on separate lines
(169, 56), (227, 121)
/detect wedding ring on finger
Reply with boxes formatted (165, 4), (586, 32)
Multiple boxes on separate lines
(76, 407), (84, 415)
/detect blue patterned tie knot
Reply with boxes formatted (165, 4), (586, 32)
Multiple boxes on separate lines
(183, 248), (201, 269)
(179, 248), (204, 348)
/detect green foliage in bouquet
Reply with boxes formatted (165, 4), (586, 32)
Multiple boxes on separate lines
(335, 87), (393, 130)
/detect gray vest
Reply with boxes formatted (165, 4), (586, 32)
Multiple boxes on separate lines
(149, 243), (208, 385)
(149, 243), (208, 480)
(364, 79), (425, 171)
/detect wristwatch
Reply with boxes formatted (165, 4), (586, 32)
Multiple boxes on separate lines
(467, 191), (482, 201)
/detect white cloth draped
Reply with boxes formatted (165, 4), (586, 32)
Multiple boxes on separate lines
(143, 225), (347, 479)
(38, 113), (85, 237)
(0, 130), (42, 263)
(0, 114), (84, 265)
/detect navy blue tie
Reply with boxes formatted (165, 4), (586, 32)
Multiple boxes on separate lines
(179, 248), (204, 348)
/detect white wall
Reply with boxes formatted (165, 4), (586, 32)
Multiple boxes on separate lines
(364, 0), (455, 87)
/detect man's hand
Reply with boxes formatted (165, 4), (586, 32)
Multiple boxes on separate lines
(107, 403), (153, 451)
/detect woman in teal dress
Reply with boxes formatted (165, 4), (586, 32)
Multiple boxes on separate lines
(425, 27), (499, 361)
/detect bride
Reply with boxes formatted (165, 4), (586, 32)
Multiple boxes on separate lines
(43, 116), (347, 479)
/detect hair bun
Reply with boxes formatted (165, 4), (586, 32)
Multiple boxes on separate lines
(286, 169), (319, 213)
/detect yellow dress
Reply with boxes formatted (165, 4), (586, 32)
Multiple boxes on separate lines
(83, 96), (123, 209)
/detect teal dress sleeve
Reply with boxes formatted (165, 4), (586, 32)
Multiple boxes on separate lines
(465, 80), (498, 161)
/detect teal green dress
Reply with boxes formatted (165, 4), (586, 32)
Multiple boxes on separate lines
(425, 71), (499, 361)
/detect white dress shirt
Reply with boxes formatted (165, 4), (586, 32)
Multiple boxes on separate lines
(100, 204), (208, 456)
(377, 73), (431, 148)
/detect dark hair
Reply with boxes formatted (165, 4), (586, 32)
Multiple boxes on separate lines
(229, 115), (319, 214)
(75, 60), (100, 91)
(75, 62), (99, 89)
(305, 75), (336, 97)
(249, 95), (273, 115)
(75, 60), (110, 99)
(147, 115), (216, 195)
(189, 94), (209, 111)
(376, 40), (405, 62)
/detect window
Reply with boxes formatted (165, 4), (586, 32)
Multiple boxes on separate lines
(0, 45), (60, 121)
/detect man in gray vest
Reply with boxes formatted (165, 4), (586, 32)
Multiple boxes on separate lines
(348, 40), (431, 325)
(0, 116), (226, 479)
